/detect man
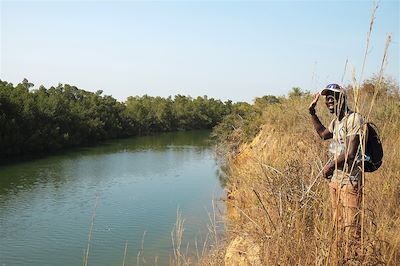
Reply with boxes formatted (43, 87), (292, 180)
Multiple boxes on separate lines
(308, 84), (364, 252)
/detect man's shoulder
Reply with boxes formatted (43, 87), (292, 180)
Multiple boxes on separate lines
(346, 111), (364, 130)
(347, 111), (364, 121)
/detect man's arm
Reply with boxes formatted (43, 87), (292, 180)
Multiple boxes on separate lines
(308, 93), (333, 140)
(323, 134), (360, 178)
(310, 114), (333, 140)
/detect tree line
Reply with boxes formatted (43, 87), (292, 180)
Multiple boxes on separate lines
(4, 77), (392, 159)
(0, 79), (234, 158)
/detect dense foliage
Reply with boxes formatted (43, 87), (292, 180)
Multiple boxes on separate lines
(211, 93), (284, 157)
(0, 79), (232, 158)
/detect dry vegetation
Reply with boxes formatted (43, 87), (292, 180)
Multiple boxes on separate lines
(200, 5), (399, 264)
(201, 77), (400, 265)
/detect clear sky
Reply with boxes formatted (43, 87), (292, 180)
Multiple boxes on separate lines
(1, 0), (399, 103)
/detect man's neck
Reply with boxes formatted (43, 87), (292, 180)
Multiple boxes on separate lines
(336, 108), (349, 121)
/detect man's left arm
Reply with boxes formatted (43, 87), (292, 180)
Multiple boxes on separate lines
(323, 134), (360, 178)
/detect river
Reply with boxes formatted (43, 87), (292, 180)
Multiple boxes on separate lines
(0, 130), (224, 266)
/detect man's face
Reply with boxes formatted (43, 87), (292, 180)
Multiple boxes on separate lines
(324, 92), (345, 115)
(325, 94), (336, 114)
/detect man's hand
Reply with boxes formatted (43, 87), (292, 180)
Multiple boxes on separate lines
(323, 162), (334, 179)
(308, 93), (320, 115)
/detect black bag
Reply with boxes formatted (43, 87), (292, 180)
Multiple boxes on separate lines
(364, 122), (383, 172)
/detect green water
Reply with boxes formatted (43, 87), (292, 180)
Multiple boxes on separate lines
(0, 130), (224, 266)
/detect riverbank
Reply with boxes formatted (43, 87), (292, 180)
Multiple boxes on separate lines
(204, 85), (400, 265)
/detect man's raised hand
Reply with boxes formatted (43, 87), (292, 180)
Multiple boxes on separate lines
(308, 93), (320, 115)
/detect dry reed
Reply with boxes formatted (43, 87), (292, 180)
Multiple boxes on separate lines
(83, 195), (99, 266)
(217, 83), (399, 264)
(201, 2), (399, 265)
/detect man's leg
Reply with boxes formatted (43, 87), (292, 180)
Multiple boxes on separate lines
(329, 181), (341, 223)
(329, 181), (343, 260)
(341, 183), (362, 257)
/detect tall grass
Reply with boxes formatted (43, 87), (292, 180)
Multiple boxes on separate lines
(212, 80), (399, 264)
(83, 196), (99, 266)
(205, 2), (399, 263)
(174, 202), (226, 266)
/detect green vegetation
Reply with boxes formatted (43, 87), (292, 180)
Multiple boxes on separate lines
(211, 93), (285, 158)
(0, 79), (232, 158)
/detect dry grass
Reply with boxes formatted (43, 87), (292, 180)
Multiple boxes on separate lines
(83, 195), (99, 266)
(171, 209), (189, 265)
(174, 202), (226, 266)
(202, 2), (399, 264)
(214, 84), (399, 265)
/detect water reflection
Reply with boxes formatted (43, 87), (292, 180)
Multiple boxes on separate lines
(0, 130), (211, 194)
(0, 130), (223, 266)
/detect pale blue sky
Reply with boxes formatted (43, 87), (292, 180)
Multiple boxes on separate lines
(1, 0), (399, 102)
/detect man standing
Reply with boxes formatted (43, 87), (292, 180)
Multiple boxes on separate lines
(308, 84), (364, 255)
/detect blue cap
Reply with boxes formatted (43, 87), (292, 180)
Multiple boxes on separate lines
(320, 84), (344, 95)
